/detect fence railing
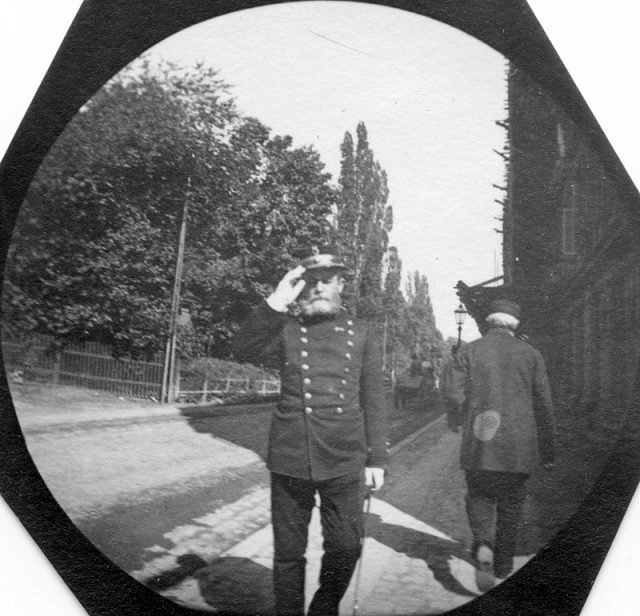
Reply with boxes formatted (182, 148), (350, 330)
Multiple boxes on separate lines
(2, 337), (165, 399)
(177, 377), (281, 404)
(1, 333), (279, 403)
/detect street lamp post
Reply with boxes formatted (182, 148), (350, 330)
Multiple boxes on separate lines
(454, 302), (468, 347)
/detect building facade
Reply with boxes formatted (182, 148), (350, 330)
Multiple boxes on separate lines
(458, 63), (640, 440)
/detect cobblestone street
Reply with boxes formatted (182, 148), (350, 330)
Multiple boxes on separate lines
(11, 384), (613, 615)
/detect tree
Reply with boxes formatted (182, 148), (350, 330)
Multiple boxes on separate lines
(334, 122), (448, 376)
(184, 133), (336, 355)
(3, 58), (336, 358)
(402, 271), (443, 369)
(381, 246), (407, 374)
(336, 122), (392, 319)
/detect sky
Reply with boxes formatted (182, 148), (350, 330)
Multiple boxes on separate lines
(145, 2), (507, 341)
(1, 4), (640, 613)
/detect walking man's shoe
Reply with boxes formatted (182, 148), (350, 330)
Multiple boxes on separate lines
(475, 544), (496, 592)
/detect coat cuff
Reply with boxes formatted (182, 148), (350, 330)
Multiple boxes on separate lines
(255, 299), (289, 325)
(366, 442), (390, 469)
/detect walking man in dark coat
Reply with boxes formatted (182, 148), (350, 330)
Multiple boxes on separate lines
(443, 298), (555, 589)
(232, 245), (388, 616)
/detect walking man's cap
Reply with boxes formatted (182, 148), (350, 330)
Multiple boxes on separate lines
(488, 298), (521, 319)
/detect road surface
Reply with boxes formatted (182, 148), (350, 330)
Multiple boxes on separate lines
(12, 383), (613, 614)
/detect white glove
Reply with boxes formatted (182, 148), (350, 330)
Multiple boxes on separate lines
(267, 266), (306, 312)
(365, 467), (385, 491)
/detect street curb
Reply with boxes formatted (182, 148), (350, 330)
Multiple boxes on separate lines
(389, 414), (446, 456)
(15, 402), (184, 431)
(178, 401), (275, 416)
(16, 400), (275, 432)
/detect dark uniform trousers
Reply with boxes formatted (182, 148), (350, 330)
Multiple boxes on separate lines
(271, 471), (365, 616)
(465, 470), (528, 578)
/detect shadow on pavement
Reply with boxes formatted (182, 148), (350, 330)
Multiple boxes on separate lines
(179, 395), (442, 460)
(146, 553), (209, 591)
(367, 513), (479, 598)
(144, 553), (274, 614)
(179, 404), (273, 461)
(194, 556), (275, 615)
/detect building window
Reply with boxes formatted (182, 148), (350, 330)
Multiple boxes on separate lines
(562, 207), (577, 255)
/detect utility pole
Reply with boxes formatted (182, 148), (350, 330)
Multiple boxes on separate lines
(161, 176), (190, 403)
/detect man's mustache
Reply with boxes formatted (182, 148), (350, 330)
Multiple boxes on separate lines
(300, 291), (329, 300)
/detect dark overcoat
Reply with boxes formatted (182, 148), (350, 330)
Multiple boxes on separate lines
(231, 301), (388, 481)
(444, 328), (555, 473)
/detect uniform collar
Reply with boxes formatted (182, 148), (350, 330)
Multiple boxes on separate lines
(298, 312), (338, 326)
(298, 308), (353, 326)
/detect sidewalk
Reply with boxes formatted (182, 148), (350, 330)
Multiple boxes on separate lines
(10, 383), (612, 615)
(135, 417), (534, 615)
(135, 414), (610, 615)
(172, 494), (510, 615)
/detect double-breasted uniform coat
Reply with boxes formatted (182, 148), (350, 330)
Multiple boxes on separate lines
(232, 299), (388, 615)
(232, 300), (388, 479)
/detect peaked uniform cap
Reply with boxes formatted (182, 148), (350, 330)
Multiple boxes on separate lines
(300, 245), (346, 270)
(488, 298), (521, 319)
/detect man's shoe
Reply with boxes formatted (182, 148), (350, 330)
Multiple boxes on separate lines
(475, 545), (495, 592)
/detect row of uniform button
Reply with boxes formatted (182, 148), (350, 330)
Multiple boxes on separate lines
(301, 348), (353, 357)
(304, 407), (343, 414)
(301, 363), (351, 373)
(301, 320), (354, 415)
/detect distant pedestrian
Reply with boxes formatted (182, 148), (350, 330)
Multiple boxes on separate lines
(443, 298), (555, 590)
(440, 345), (461, 432)
(232, 245), (388, 616)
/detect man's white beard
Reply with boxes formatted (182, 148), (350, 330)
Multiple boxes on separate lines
(299, 297), (340, 317)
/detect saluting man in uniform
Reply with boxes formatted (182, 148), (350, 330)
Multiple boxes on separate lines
(232, 245), (388, 616)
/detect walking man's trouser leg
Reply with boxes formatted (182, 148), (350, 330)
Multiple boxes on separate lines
(465, 470), (528, 576)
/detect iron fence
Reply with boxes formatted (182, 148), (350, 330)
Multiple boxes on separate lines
(1, 332), (280, 403)
(177, 376), (281, 404)
(2, 335), (165, 399)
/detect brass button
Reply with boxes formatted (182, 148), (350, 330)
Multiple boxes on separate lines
(344, 367), (350, 373)
(341, 379), (347, 385)
(336, 407), (343, 414)
(304, 392), (312, 399)
(347, 320), (354, 326)
(301, 350), (308, 358)
(303, 377), (311, 385)
(348, 330), (354, 335)
(302, 364), (310, 370)
(300, 337), (308, 343)
(305, 407), (312, 414)
(338, 393), (345, 400)
(300, 326), (308, 333)
(345, 352), (351, 359)
(347, 340), (354, 347)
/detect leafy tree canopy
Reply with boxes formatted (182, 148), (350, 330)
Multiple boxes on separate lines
(3, 65), (445, 373)
(3, 59), (335, 358)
